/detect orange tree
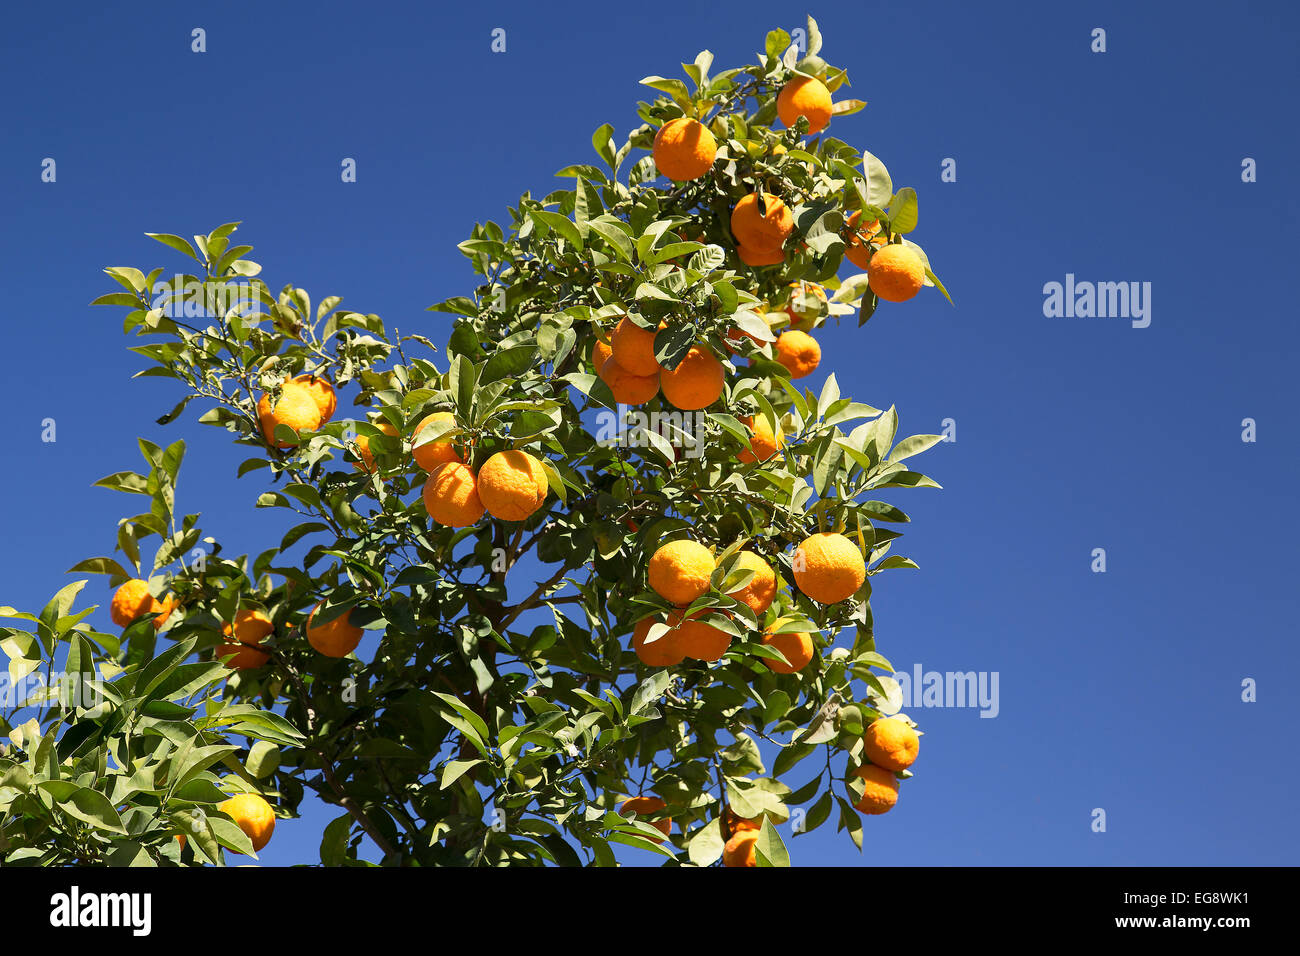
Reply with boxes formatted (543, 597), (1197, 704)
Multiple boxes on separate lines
(0, 19), (947, 867)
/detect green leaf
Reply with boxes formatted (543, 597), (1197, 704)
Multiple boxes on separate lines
(58, 787), (128, 834)
(888, 434), (943, 463)
(440, 759), (483, 790)
(591, 123), (616, 168)
(687, 817), (725, 867)
(753, 817), (791, 867)
(862, 152), (893, 207)
(320, 812), (353, 867)
(145, 233), (199, 260)
(887, 187), (918, 234)
(245, 741), (280, 779)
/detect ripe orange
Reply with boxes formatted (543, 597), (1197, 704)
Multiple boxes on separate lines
(602, 357), (660, 405)
(737, 243), (786, 267)
(258, 381), (321, 448)
(726, 551), (777, 614)
(632, 615), (686, 667)
(722, 829), (759, 867)
(423, 461), (486, 528)
(592, 339), (615, 378)
(761, 630), (814, 674)
(852, 763), (900, 815)
(610, 317), (665, 376)
(109, 579), (163, 628)
(863, 717), (919, 772)
(412, 412), (463, 472)
(660, 346), (724, 410)
(774, 330), (821, 379)
(108, 579), (152, 626)
(777, 75), (833, 134)
(354, 421), (399, 473)
(153, 594), (178, 630)
(722, 808), (762, 835)
(218, 793), (276, 852)
(731, 193), (794, 256)
(675, 614), (732, 662)
(305, 604), (364, 658)
(793, 532), (866, 604)
(737, 415), (784, 464)
(652, 117), (717, 181)
(843, 211), (884, 270)
(292, 375), (337, 424)
(619, 796), (672, 841)
(648, 540), (716, 606)
(477, 450), (549, 522)
(223, 608), (274, 645)
(213, 641), (269, 670)
(867, 244), (926, 303)
(215, 609), (274, 670)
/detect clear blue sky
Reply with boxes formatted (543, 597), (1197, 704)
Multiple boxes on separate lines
(2, 0), (1297, 866)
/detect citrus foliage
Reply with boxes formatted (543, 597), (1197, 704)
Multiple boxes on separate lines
(0, 18), (947, 866)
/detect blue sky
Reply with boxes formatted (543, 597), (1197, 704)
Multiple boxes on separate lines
(2, 0), (1297, 865)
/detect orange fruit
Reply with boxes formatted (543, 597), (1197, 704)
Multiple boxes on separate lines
(422, 461), (486, 528)
(777, 75), (833, 134)
(722, 808), (763, 835)
(660, 346), (724, 410)
(675, 614), (732, 662)
(730, 193), (794, 255)
(852, 763), (900, 815)
(477, 450), (549, 522)
(223, 609), (274, 645)
(863, 717), (919, 772)
(602, 357), (660, 405)
(652, 117), (717, 181)
(213, 641), (270, 670)
(619, 796), (672, 841)
(722, 829), (759, 867)
(109, 578), (163, 628)
(214, 609), (274, 670)
(793, 532), (866, 604)
(648, 539), (716, 606)
(152, 594), (178, 630)
(292, 375), (337, 424)
(592, 339), (615, 378)
(867, 244), (926, 303)
(633, 615), (686, 667)
(218, 793), (276, 852)
(774, 330), (821, 379)
(761, 630), (815, 674)
(305, 604), (364, 658)
(412, 412), (463, 472)
(611, 316), (666, 376)
(257, 381), (321, 448)
(726, 551), (777, 614)
(843, 211), (884, 270)
(354, 421), (399, 473)
(737, 243), (786, 267)
(737, 415), (784, 464)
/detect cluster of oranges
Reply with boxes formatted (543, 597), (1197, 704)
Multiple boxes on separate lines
(593, 316), (725, 411)
(110, 576), (367, 668)
(851, 717), (920, 816)
(631, 530), (866, 673)
(649, 70), (930, 316)
(617, 714), (918, 865)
